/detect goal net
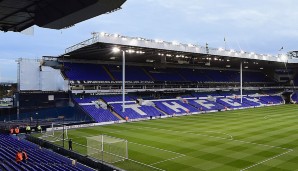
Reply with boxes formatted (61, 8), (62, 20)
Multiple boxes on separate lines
(86, 135), (128, 163)
(40, 123), (68, 145)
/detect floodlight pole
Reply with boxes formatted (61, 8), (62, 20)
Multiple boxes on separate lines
(122, 50), (126, 112)
(62, 116), (65, 148)
(240, 62), (243, 103)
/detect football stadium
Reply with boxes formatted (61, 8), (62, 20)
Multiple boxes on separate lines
(1, 0), (298, 171)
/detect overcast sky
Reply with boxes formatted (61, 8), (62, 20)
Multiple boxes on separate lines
(0, 0), (297, 82)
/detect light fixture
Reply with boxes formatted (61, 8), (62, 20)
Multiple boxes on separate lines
(126, 49), (135, 54)
(172, 41), (180, 45)
(112, 47), (121, 53)
(146, 59), (154, 63)
(280, 54), (288, 62)
(100, 32), (105, 36)
(188, 44), (195, 47)
(218, 47), (224, 51)
(155, 39), (163, 43)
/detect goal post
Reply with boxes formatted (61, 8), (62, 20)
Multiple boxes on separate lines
(40, 123), (68, 144)
(86, 135), (128, 163)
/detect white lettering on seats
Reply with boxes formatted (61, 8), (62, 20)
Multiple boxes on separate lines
(124, 104), (147, 116)
(162, 102), (189, 112)
(194, 100), (215, 109)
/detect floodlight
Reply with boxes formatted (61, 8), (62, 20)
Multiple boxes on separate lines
(112, 47), (121, 53)
(172, 41), (180, 45)
(155, 39), (163, 43)
(100, 32), (105, 36)
(126, 49), (135, 53)
(281, 54), (288, 62)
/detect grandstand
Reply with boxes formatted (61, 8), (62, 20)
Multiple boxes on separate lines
(14, 33), (298, 125)
(3, 33), (298, 170)
(0, 134), (95, 171)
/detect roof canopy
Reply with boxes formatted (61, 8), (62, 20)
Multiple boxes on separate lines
(0, 0), (126, 32)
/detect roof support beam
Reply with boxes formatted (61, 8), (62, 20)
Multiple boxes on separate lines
(0, 1), (39, 21)
(6, 17), (33, 31)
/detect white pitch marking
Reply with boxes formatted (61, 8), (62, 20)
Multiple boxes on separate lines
(135, 125), (291, 151)
(204, 131), (233, 140)
(130, 141), (186, 156)
(150, 155), (185, 166)
(240, 149), (294, 171)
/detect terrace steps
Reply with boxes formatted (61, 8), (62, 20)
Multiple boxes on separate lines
(102, 65), (115, 81)
(177, 72), (188, 82)
(154, 106), (169, 116)
(111, 110), (124, 120)
(142, 68), (155, 81)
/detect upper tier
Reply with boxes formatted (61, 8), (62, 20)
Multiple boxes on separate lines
(63, 63), (274, 83)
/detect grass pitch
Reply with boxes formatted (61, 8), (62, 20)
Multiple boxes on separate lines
(40, 105), (298, 171)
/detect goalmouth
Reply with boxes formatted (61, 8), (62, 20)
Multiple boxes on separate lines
(87, 135), (128, 164)
(39, 123), (69, 145)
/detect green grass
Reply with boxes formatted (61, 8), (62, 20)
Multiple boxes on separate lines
(39, 105), (298, 171)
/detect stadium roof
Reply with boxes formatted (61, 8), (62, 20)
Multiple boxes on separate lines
(58, 32), (298, 70)
(0, 0), (126, 32)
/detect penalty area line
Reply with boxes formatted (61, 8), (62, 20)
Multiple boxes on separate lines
(240, 149), (294, 171)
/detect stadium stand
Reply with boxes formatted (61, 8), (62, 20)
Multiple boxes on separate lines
(154, 100), (198, 115)
(0, 134), (94, 171)
(206, 70), (231, 83)
(81, 105), (119, 122)
(188, 99), (224, 111)
(111, 102), (162, 119)
(291, 92), (298, 103)
(147, 68), (185, 82)
(63, 63), (275, 84)
(101, 95), (135, 103)
(216, 98), (251, 109)
(105, 65), (152, 81)
(259, 96), (284, 104)
(192, 91), (221, 97)
(179, 69), (211, 82)
(64, 63), (112, 81)
(70, 92), (285, 123)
